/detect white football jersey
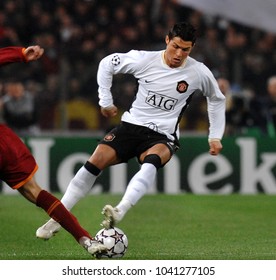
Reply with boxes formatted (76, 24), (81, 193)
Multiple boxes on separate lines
(97, 50), (225, 141)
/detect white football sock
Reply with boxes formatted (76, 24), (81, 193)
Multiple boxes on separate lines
(116, 163), (157, 216)
(61, 166), (97, 210)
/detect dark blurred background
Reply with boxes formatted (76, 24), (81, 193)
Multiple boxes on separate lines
(0, 0), (275, 137)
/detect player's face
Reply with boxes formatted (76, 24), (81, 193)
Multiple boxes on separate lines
(164, 36), (193, 68)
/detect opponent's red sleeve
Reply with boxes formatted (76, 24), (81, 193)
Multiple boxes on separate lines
(0, 46), (26, 66)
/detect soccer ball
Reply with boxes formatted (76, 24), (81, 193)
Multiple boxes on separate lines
(95, 227), (128, 258)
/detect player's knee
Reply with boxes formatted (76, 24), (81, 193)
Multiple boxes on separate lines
(142, 154), (162, 169)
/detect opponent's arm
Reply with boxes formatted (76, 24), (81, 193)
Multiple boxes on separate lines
(22, 45), (44, 62)
(0, 45), (44, 65)
(0, 47), (25, 65)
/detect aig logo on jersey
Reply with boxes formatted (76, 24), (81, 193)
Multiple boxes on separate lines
(176, 80), (189, 93)
(146, 92), (177, 111)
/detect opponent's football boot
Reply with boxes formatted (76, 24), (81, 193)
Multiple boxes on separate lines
(36, 218), (61, 239)
(79, 236), (107, 258)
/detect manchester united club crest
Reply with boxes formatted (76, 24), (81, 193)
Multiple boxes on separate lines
(176, 80), (189, 93)
(104, 133), (115, 142)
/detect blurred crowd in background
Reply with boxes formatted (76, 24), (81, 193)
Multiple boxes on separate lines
(0, 0), (275, 137)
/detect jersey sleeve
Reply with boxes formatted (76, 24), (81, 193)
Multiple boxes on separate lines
(0, 47), (25, 65)
(198, 64), (226, 140)
(97, 50), (143, 108)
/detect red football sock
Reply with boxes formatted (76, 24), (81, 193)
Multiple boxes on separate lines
(36, 190), (92, 242)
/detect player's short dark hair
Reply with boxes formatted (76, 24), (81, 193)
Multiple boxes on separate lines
(168, 22), (197, 45)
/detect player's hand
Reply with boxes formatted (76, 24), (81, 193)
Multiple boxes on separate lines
(101, 105), (118, 118)
(209, 139), (223, 156)
(23, 45), (44, 61)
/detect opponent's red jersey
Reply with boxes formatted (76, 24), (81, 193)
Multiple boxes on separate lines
(0, 46), (37, 189)
(0, 125), (38, 189)
(0, 46), (26, 66)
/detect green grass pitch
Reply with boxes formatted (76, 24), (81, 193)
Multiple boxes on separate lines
(1, 193), (276, 260)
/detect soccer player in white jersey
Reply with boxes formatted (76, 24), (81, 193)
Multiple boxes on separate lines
(36, 22), (225, 237)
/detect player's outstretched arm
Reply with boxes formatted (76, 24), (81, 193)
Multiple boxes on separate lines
(23, 45), (44, 62)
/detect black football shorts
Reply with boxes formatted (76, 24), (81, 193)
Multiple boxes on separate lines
(99, 121), (179, 163)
